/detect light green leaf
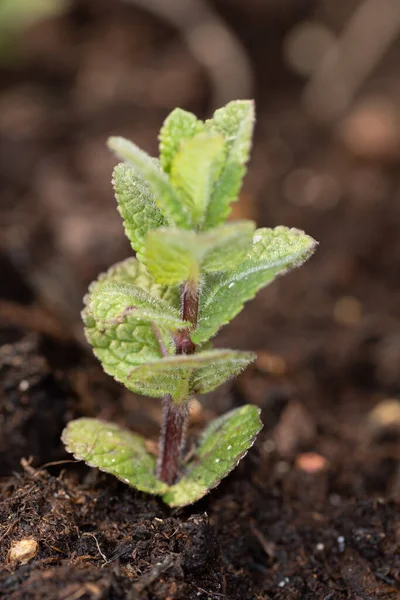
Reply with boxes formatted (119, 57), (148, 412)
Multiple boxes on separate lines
(62, 408), (262, 508)
(88, 257), (180, 309)
(89, 283), (188, 332)
(108, 136), (190, 229)
(159, 108), (204, 173)
(83, 309), (171, 394)
(112, 163), (166, 261)
(163, 404), (262, 507)
(145, 228), (199, 286)
(83, 258), (180, 395)
(203, 100), (255, 229)
(201, 220), (255, 273)
(145, 221), (255, 286)
(170, 132), (226, 227)
(128, 349), (255, 401)
(190, 350), (256, 394)
(62, 418), (168, 496)
(192, 226), (317, 344)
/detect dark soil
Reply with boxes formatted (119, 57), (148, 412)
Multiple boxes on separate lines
(1, 1), (399, 598)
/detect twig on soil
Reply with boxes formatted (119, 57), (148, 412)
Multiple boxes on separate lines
(81, 533), (107, 564)
(120, 0), (253, 107)
(0, 518), (20, 543)
(20, 457), (43, 479)
(250, 523), (275, 559)
(304, 0), (400, 121)
(0, 300), (71, 340)
(193, 586), (228, 599)
(128, 554), (181, 599)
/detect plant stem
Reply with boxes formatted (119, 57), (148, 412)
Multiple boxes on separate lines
(157, 398), (189, 485)
(157, 280), (198, 485)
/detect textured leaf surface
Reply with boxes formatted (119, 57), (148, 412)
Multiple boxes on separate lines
(112, 163), (166, 261)
(87, 257), (180, 309)
(62, 409), (261, 508)
(203, 100), (255, 229)
(62, 418), (167, 495)
(145, 228), (199, 286)
(170, 132), (226, 227)
(192, 226), (317, 344)
(145, 221), (255, 285)
(201, 220), (255, 273)
(89, 283), (186, 331)
(163, 404), (262, 506)
(83, 258), (180, 394)
(108, 136), (190, 228)
(128, 349), (255, 401)
(159, 108), (204, 173)
(190, 350), (256, 394)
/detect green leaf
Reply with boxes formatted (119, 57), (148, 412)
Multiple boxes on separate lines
(201, 220), (255, 273)
(62, 418), (168, 496)
(203, 100), (255, 229)
(88, 257), (180, 309)
(108, 136), (191, 229)
(192, 226), (317, 344)
(128, 349), (255, 401)
(83, 258), (180, 395)
(159, 108), (204, 173)
(163, 404), (262, 507)
(62, 408), (262, 508)
(170, 132), (226, 227)
(145, 227), (199, 286)
(89, 282), (188, 332)
(145, 221), (255, 286)
(190, 350), (256, 394)
(112, 163), (166, 261)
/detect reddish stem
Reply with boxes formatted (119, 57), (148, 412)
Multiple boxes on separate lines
(157, 399), (189, 485)
(157, 280), (198, 485)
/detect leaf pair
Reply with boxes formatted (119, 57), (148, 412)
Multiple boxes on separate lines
(62, 404), (263, 507)
(145, 220), (255, 285)
(83, 257), (255, 401)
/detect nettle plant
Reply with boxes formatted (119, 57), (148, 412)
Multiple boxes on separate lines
(62, 101), (316, 507)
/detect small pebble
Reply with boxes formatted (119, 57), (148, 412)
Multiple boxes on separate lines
(295, 452), (328, 474)
(6, 538), (38, 566)
(337, 535), (345, 552)
(333, 296), (362, 326)
(368, 399), (400, 430)
(339, 96), (400, 162)
(18, 380), (29, 392)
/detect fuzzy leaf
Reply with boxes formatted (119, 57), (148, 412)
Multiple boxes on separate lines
(190, 350), (256, 394)
(159, 108), (204, 173)
(108, 136), (190, 228)
(89, 283), (187, 332)
(112, 163), (166, 261)
(83, 258), (180, 395)
(163, 404), (262, 507)
(203, 100), (255, 229)
(145, 228), (199, 286)
(201, 220), (255, 273)
(145, 221), (255, 285)
(192, 226), (317, 344)
(62, 418), (168, 495)
(170, 132), (226, 227)
(128, 349), (255, 401)
(88, 257), (180, 309)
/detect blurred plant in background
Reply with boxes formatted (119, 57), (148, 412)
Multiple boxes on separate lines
(0, 0), (68, 64)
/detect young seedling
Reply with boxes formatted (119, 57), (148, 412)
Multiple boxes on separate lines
(62, 100), (317, 507)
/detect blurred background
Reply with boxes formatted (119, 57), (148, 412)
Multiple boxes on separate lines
(1, 0), (400, 486)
